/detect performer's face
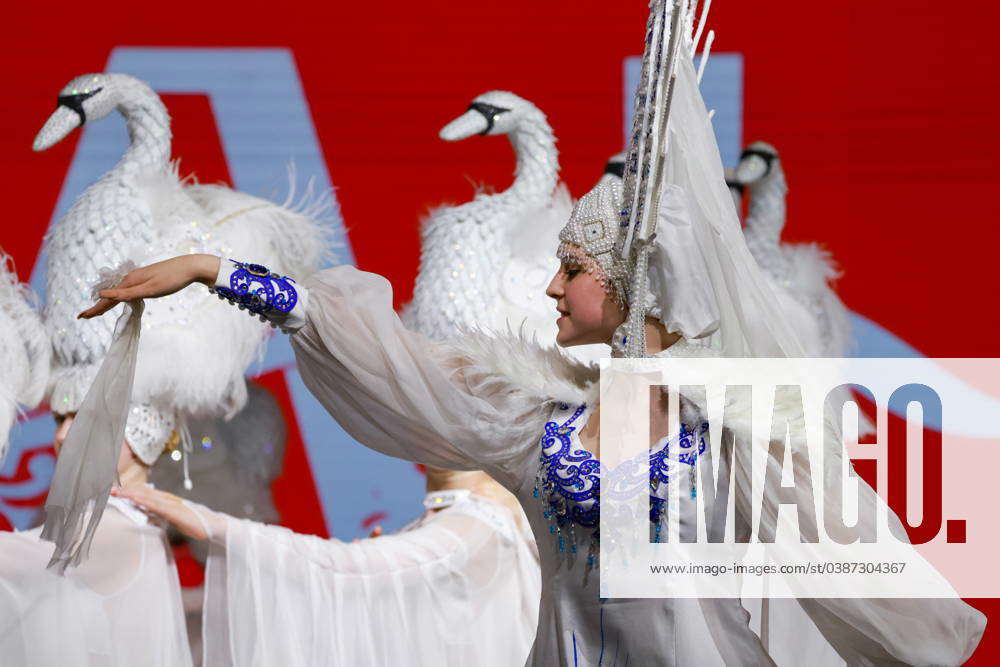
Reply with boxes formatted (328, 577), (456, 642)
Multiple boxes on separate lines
(53, 412), (139, 473)
(52, 413), (74, 454)
(546, 259), (624, 347)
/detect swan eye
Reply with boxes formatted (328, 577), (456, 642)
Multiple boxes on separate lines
(467, 101), (511, 135)
(56, 87), (103, 126)
(603, 160), (625, 178)
(737, 147), (777, 178)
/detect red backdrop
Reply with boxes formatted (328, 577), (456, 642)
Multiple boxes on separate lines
(3, 0), (998, 661)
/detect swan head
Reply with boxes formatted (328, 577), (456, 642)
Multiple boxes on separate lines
(723, 167), (745, 216)
(33, 73), (137, 151)
(599, 152), (626, 186)
(732, 141), (780, 186)
(439, 90), (543, 141)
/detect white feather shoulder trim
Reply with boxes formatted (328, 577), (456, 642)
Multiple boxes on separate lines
(442, 327), (600, 408)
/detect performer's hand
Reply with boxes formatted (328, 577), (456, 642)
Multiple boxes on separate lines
(112, 485), (209, 541)
(351, 525), (383, 543)
(78, 254), (221, 319)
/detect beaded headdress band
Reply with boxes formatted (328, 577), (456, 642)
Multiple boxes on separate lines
(556, 179), (628, 304)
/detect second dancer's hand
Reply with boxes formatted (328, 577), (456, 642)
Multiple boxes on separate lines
(77, 254), (221, 320)
(112, 485), (210, 541)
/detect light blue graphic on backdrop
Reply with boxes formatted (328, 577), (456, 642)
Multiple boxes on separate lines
(624, 53), (743, 166)
(16, 47), (423, 537)
(849, 313), (921, 358)
(0, 415), (56, 529)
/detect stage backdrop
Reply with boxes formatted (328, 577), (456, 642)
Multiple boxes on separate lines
(3, 1), (998, 661)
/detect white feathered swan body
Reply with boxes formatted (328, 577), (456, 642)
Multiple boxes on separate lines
(35, 73), (328, 448)
(732, 141), (872, 434)
(405, 90), (572, 342)
(733, 141), (853, 358)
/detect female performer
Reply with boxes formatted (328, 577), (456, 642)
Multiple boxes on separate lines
(82, 8), (985, 666)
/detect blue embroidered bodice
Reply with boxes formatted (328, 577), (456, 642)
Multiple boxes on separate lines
(533, 402), (708, 567)
(536, 404), (600, 529)
(212, 260), (298, 318)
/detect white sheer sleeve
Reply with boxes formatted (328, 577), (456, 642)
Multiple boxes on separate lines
(0, 502), (193, 667)
(194, 497), (540, 667)
(214, 261), (549, 482)
(660, 383), (985, 666)
(724, 423), (986, 666)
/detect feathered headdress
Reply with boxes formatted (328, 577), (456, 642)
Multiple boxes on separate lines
(559, 0), (808, 359)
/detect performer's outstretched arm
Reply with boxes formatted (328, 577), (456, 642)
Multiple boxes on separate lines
(81, 254), (548, 486)
(79, 253), (221, 318)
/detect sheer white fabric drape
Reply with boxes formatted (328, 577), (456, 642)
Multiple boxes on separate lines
(192, 493), (540, 667)
(278, 266), (983, 665)
(0, 499), (192, 667)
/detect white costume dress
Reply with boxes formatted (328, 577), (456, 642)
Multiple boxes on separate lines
(188, 489), (539, 666)
(0, 494), (192, 667)
(205, 262), (984, 666)
(198, 10), (984, 659)
(68, 5), (984, 662)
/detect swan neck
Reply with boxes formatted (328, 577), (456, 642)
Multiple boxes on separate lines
(744, 163), (787, 245)
(506, 119), (558, 201)
(117, 97), (171, 175)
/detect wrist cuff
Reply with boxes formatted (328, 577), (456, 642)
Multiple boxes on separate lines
(211, 259), (308, 333)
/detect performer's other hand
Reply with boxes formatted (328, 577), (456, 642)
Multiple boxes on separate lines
(351, 525), (383, 543)
(112, 485), (209, 541)
(78, 254), (221, 319)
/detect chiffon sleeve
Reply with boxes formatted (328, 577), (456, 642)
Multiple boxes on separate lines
(723, 422), (986, 666)
(291, 266), (549, 483)
(660, 382), (986, 666)
(193, 499), (540, 667)
(211, 261), (547, 482)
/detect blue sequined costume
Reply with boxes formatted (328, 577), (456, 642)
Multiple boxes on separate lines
(212, 260), (299, 319)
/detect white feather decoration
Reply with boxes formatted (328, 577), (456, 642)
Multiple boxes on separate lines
(0, 255), (50, 463)
(129, 166), (332, 420)
(405, 91), (560, 341)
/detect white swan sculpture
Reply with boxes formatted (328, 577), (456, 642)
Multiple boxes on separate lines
(404, 90), (573, 343)
(732, 141), (853, 358)
(34, 72), (328, 433)
(731, 141), (876, 435)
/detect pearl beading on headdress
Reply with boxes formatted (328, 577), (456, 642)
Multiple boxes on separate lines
(556, 179), (628, 303)
(124, 403), (176, 465)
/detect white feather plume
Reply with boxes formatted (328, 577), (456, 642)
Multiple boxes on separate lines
(0, 255), (50, 462)
(783, 243), (853, 356)
(128, 166), (333, 419)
